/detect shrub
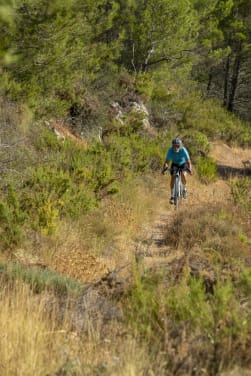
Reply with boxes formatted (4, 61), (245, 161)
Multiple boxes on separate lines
(230, 177), (251, 221)
(125, 270), (164, 341)
(182, 130), (210, 160)
(34, 128), (64, 152)
(107, 133), (164, 176)
(0, 184), (26, 248)
(37, 198), (59, 235)
(196, 156), (217, 183)
(20, 165), (97, 234)
(125, 268), (251, 375)
(231, 177), (251, 205)
(164, 205), (249, 259)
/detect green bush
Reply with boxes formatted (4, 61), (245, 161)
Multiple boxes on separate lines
(196, 156), (217, 183)
(166, 276), (212, 329)
(170, 92), (251, 147)
(34, 128), (65, 152)
(238, 269), (251, 298)
(0, 184), (26, 248)
(37, 198), (59, 235)
(107, 134), (164, 176)
(125, 269), (251, 375)
(230, 177), (251, 219)
(182, 130), (210, 160)
(22, 166), (97, 228)
(125, 270), (164, 340)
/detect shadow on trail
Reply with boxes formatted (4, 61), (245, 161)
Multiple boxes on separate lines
(217, 164), (251, 179)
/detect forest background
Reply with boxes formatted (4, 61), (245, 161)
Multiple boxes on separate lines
(0, 1), (251, 375)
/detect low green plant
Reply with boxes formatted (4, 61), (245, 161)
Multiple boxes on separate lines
(0, 262), (84, 296)
(22, 166), (97, 230)
(37, 198), (59, 235)
(34, 128), (65, 152)
(196, 156), (217, 183)
(230, 177), (251, 219)
(125, 268), (251, 374)
(239, 232), (251, 245)
(182, 130), (210, 160)
(238, 269), (251, 298)
(166, 275), (212, 329)
(125, 269), (164, 340)
(0, 184), (26, 248)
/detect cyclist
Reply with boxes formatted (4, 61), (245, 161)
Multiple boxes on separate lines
(162, 138), (192, 204)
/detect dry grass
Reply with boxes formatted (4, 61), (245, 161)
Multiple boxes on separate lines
(0, 278), (168, 376)
(164, 204), (250, 260)
(0, 281), (79, 376)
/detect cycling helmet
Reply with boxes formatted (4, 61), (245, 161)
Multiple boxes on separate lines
(172, 138), (182, 146)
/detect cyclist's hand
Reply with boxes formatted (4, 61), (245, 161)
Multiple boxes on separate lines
(161, 167), (168, 175)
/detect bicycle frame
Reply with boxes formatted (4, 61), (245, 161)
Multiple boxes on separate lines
(173, 166), (183, 209)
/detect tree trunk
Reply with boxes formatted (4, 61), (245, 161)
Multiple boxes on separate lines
(207, 70), (213, 95)
(227, 44), (242, 112)
(223, 56), (230, 108)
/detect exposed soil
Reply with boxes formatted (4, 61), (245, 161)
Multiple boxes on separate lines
(210, 141), (251, 169)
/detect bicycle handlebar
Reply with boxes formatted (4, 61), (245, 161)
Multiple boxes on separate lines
(161, 166), (192, 175)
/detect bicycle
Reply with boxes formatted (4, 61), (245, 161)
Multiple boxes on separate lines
(173, 166), (184, 209)
(162, 166), (191, 210)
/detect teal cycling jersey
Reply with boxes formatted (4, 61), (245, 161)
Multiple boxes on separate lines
(166, 146), (190, 165)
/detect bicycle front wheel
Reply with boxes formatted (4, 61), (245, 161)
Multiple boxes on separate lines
(174, 175), (181, 209)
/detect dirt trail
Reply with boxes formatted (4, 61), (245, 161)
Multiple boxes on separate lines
(134, 142), (251, 272)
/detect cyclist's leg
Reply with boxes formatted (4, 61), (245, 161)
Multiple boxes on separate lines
(181, 170), (187, 185)
(170, 174), (175, 189)
(169, 164), (176, 204)
(180, 164), (188, 198)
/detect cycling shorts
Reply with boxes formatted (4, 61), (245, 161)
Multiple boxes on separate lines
(170, 163), (187, 175)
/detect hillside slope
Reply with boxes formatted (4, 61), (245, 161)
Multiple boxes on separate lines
(40, 142), (250, 282)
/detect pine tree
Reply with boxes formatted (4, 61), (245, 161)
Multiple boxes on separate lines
(117, 0), (199, 73)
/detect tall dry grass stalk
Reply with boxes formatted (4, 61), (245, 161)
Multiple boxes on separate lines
(0, 279), (164, 376)
(0, 280), (78, 376)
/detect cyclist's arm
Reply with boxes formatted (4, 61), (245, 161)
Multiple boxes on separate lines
(162, 148), (173, 174)
(183, 148), (192, 173)
(186, 158), (192, 173)
(162, 159), (170, 174)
